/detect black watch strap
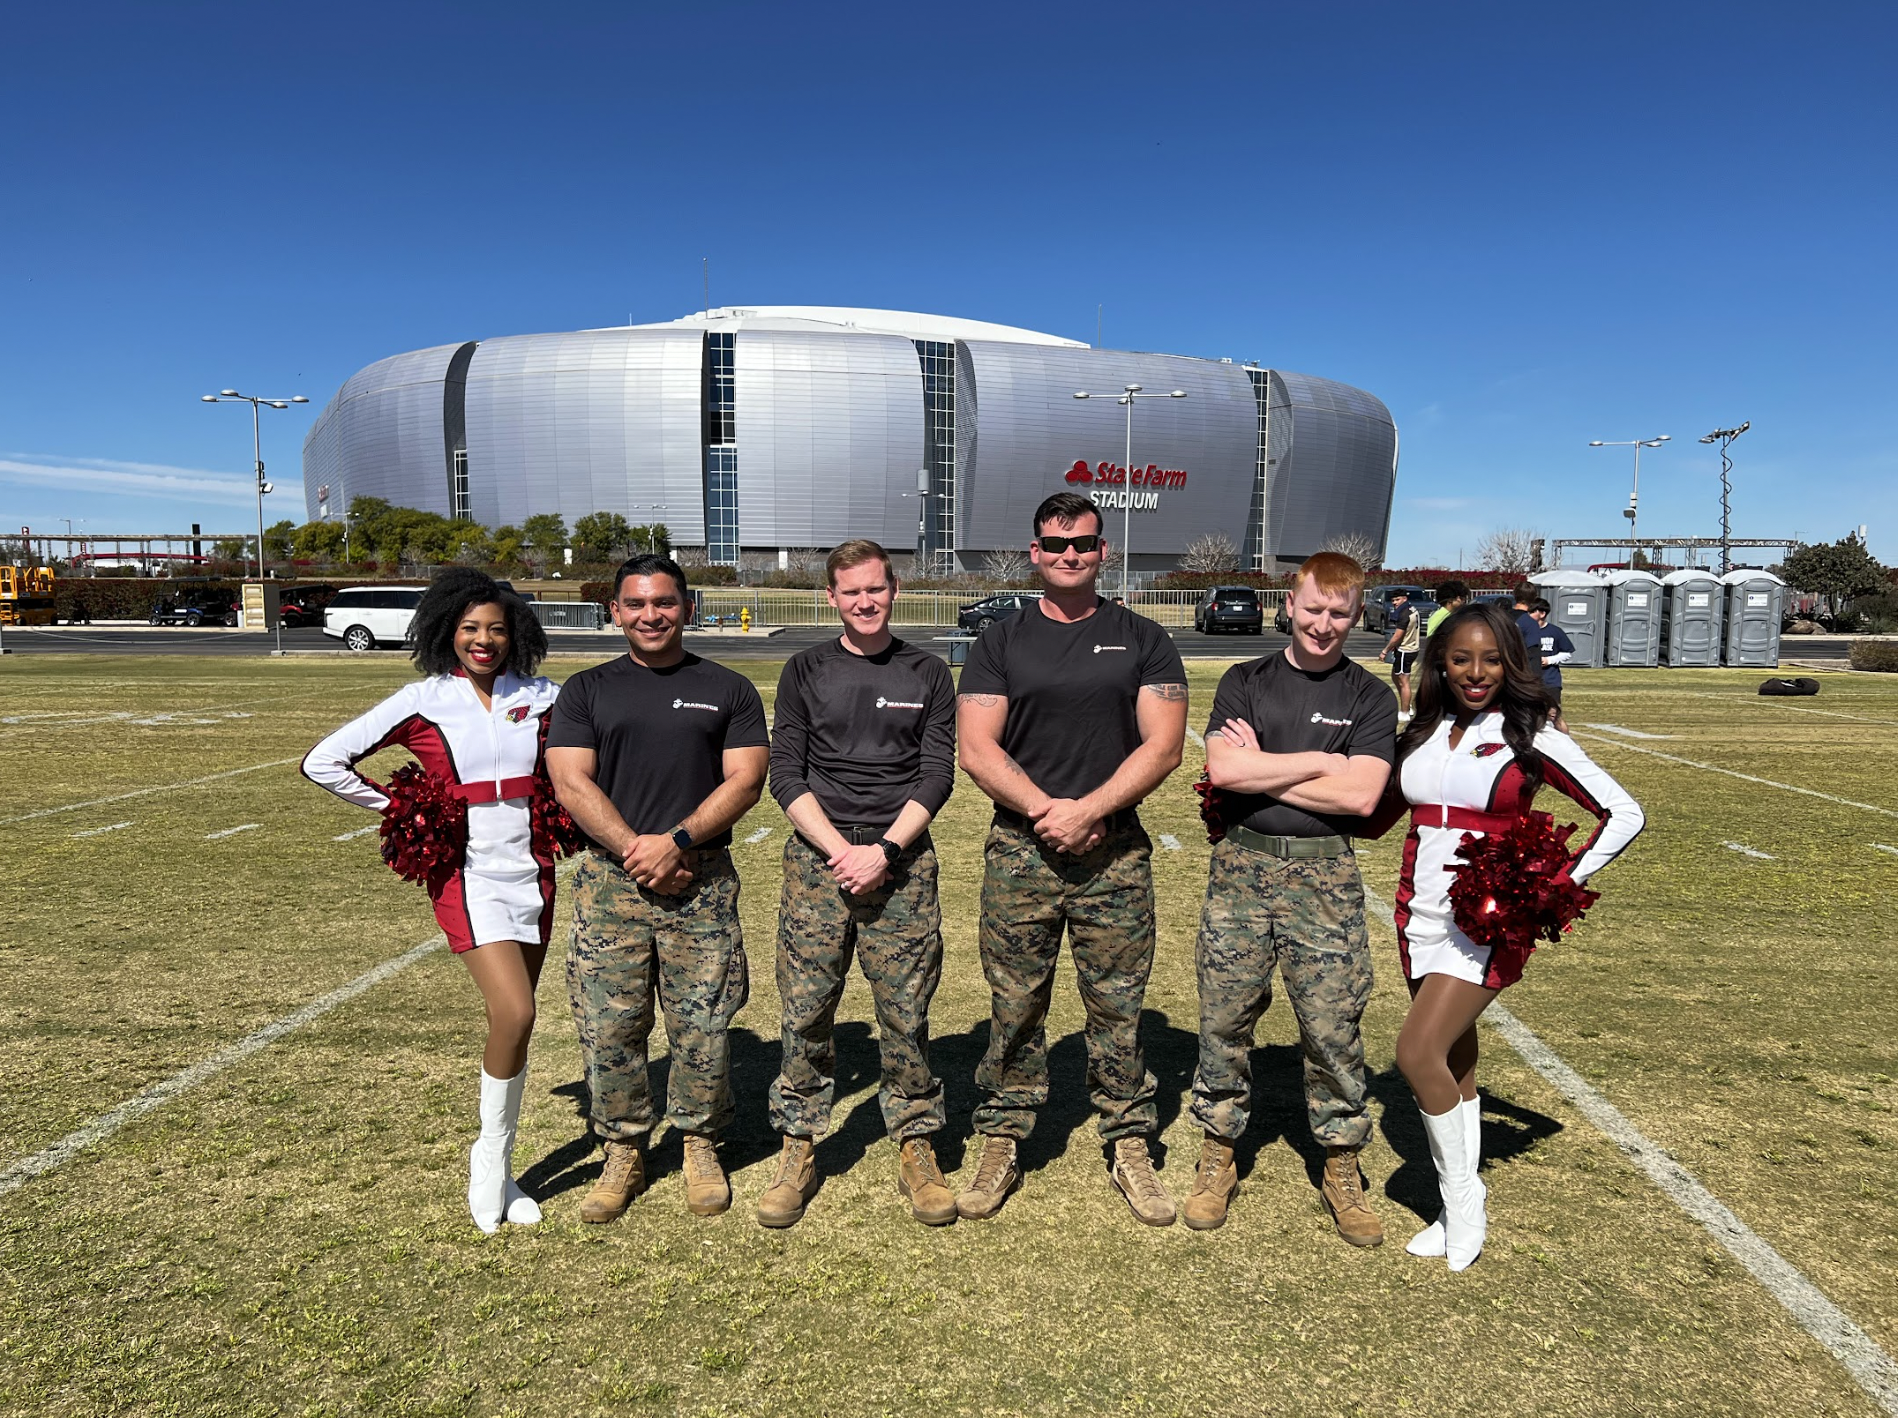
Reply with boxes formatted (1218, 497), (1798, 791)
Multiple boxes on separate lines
(877, 837), (902, 865)
(671, 825), (693, 851)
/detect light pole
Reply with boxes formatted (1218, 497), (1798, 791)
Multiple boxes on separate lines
(202, 389), (310, 652)
(1699, 422), (1750, 575)
(899, 469), (931, 572)
(1588, 434), (1670, 560)
(1073, 384), (1187, 599)
(629, 503), (670, 554)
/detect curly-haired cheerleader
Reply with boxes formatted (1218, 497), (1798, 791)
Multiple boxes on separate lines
(302, 569), (560, 1232)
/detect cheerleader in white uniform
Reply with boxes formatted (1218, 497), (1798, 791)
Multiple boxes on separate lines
(303, 569), (561, 1233)
(1366, 602), (1643, 1270)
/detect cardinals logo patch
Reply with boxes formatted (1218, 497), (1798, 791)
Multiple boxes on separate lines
(1472, 742), (1507, 758)
(505, 705), (532, 724)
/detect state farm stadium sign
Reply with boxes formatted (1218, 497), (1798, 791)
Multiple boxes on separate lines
(1064, 458), (1188, 513)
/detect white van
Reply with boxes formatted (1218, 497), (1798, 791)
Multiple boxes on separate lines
(323, 586), (426, 652)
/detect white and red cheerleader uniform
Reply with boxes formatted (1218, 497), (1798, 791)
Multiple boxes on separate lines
(1391, 715), (1644, 989)
(303, 671), (563, 953)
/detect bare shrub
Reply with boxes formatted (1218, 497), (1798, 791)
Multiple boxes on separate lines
(1319, 530), (1380, 569)
(982, 547), (1030, 583)
(1180, 533), (1241, 574)
(1476, 527), (1539, 576)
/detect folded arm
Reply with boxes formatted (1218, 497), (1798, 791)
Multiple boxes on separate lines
(1206, 717), (1390, 818)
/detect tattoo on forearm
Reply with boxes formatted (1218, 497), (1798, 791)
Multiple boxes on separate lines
(959, 693), (1002, 707)
(1143, 682), (1188, 702)
(999, 752), (1030, 779)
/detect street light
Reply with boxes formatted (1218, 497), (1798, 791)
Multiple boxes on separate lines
(898, 469), (931, 571)
(1073, 383), (1188, 599)
(1588, 435), (1670, 557)
(1699, 421), (1750, 575)
(202, 389), (311, 654)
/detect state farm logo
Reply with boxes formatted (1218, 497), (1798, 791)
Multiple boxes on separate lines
(1093, 644), (1127, 654)
(1309, 711), (1354, 727)
(672, 698), (719, 712)
(1066, 459), (1188, 489)
(876, 696), (924, 710)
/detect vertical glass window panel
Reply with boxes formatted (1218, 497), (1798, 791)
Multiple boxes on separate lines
(1246, 368), (1269, 572)
(915, 340), (956, 574)
(703, 332), (740, 566)
(452, 449), (471, 522)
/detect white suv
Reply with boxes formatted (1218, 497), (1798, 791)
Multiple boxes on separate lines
(323, 586), (425, 652)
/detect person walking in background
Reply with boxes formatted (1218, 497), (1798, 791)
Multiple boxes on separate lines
(954, 492), (1188, 1225)
(1184, 553), (1396, 1240)
(1523, 598), (1576, 714)
(302, 569), (560, 1235)
(1379, 587), (1422, 721)
(547, 553), (769, 1223)
(1426, 580), (1469, 637)
(1363, 602), (1641, 1270)
(759, 540), (959, 1229)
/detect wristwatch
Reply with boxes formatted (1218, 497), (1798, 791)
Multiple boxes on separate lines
(670, 824), (694, 851)
(876, 837), (902, 865)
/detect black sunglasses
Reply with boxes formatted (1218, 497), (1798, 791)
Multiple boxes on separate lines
(1036, 533), (1101, 554)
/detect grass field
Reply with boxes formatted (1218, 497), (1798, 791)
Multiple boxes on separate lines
(2, 653), (1895, 1417)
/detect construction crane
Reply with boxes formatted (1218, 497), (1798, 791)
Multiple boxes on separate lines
(0, 565), (57, 625)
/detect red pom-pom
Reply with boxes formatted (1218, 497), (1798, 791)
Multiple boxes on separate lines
(530, 777), (588, 859)
(1445, 810), (1601, 965)
(378, 763), (469, 890)
(1193, 768), (1228, 844)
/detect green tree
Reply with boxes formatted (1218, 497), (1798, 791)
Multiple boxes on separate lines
(264, 520), (296, 560)
(1782, 533), (1885, 617)
(572, 511), (633, 561)
(291, 519), (347, 562)
(521, 513), (568, 551)
(631, 522), (670, 555)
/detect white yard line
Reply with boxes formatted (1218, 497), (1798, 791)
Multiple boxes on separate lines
(1186, 727), (1206, 750)
(0, 694), (299, 739)
(1570, 733), (1898, 820)
(0, 758), (301, 826)
(1362, 887), (1898, 1415)
(71, 821), (132, 838)
(332, 824), (379, 842)
(1721, 841), (1775, 860)
(1872, 844), (1898, 858)
(1157, 833), (1182, 852)
(0, 934), (448, 1201)
(1674, 690), (1898, 728)
(1578, 723), (1677, 740)
(204, 823), (261, 840)
(743, 826), (774, 844)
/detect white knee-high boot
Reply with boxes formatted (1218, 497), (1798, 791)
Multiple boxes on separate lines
(1420, 1102), (1486, 1271)
(1406, 1094), (1484, 1257)
(502, 1066), (541, 1226)
(470, 1067), (541, 1232)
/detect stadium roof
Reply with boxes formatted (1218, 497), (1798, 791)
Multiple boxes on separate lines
(614, 305), (1088, 348)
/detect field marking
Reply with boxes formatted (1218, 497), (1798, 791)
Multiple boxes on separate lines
(1157, 833), (1183, 852)
(743, 826), (773, 844)
(0, 758), (301, 826)
(1872, 844), (1898, 857)
(0, 694), (301, 739)
(72, 821), (132, 838)
(1579, 723), (1677, 740)
(1186, 727), (1206, 750)
(1721, 841), (1775, 860)
(0, 934), (447, 1203)
(203, 823), (261, 840)
(1673, 690), (1898, 728)
(332, 824), (379, 842)
(1362, 887), (1898, 1415)
(1570, 733), (1898, 820)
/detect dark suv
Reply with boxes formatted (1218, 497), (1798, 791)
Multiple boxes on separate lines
(958, 592), (1042, 633)
(1193, 585), (1263, 635)
(148, 588), (240, 627)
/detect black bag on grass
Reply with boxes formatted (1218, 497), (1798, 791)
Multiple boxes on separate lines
(1758, 677), (1820, 696)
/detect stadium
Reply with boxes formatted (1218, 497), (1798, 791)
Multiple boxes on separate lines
(302, 306), (1399, 576)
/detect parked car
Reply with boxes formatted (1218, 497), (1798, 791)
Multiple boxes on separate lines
(1362, 585), (1429, 634)
(148, 589), (240, 627)
(323, 586), (426, 651)
(1193, 585), (1264, 635)
(957, 591), (1042, 633)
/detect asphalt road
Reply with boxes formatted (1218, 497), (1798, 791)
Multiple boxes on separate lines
(1, 621), (1399, 662)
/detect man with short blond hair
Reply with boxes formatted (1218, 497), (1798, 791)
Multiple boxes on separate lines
(1185, 552), (1395, 1240)
(758, 538), (959, 1228)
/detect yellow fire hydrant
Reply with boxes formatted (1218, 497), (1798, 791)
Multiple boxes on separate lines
(740, 606), (752, 633)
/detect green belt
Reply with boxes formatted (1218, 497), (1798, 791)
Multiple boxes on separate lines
(1224, 823), (1352, 859)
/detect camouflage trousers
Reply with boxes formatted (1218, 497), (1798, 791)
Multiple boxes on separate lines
(566, 847), (749, 1143)
(1190, 839), (1373, 1148)
(768, 832), (945, 1142)
(973, 814), (1159, 1143)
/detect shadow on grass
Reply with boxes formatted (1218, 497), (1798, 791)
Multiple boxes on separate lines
(1368, 1069), (1564, 1223)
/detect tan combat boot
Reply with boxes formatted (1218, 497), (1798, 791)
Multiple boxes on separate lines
(955, 1135), (1020, 1220)
(682, 1133), (731, 1216)
(1110, 1136), (1177, 1227)
(1181, 1135), (1238, 1231)
(897, 1137), (957, 1226)
(579, 1139), (645, 1224)
(1321, 1145), (1385, 1247)
(755, 1135), (819, 1228)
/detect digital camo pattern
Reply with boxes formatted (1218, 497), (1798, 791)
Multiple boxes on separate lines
(769, 833), (946, 1141)
(1190, 839), (1373, 1147)
(566, 848), (749, 1142)
(973, 816), (1159, 1143)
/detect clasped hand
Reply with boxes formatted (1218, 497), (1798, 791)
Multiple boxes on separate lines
(827, 842), (890, 896)
(1032, 797), (1104, 854)
(624, 833), (695, 894)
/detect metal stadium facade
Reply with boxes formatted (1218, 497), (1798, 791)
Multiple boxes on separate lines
(302, 306), (1399, 575)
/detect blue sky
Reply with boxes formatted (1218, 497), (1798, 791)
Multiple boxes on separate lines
(3, 1), (1892, 567)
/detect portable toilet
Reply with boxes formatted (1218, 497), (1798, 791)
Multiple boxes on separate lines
(1661, 569), (1723, 666)
(1603, 569), (1664, 667)
(1722, 569), (1786, 667)
(1528, 569), (1607, 669)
